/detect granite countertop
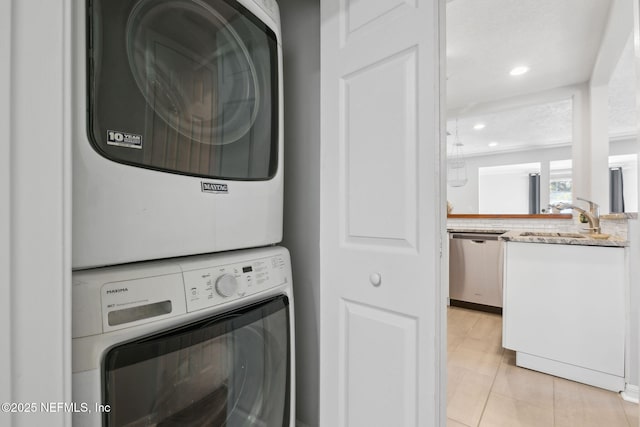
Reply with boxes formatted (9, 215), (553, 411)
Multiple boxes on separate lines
(500, 229), (628, 247)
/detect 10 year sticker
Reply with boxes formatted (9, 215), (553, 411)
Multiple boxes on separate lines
(106, 130), (142, 149)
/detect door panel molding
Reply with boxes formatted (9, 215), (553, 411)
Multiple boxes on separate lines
(339, 299), (418, 426)
(340, 47), (418, 251)
(341, 0), (418, 45)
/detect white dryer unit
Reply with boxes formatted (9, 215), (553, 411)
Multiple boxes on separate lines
(72, 246), (295, 426)
(72, 0), (284, 269)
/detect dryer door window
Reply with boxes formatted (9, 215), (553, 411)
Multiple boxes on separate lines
(103, 296), (290, 426)
(88, 0), (279, 180)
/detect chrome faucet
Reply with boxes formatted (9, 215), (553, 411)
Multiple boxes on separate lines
(552, 197), (601, 234)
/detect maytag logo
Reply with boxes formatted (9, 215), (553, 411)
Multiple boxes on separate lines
(201, 182), (229, 194)
(106, 288), (128, 295)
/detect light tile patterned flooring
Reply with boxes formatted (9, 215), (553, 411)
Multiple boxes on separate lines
(447, 306), (639, 427)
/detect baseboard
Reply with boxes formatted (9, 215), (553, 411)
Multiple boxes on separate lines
(621, 384), (640, 403)
(449, 299), (502, 314)
(516, 352), (625, 392)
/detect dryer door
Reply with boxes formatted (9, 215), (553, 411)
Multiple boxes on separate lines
(103, 296), (291, 426)
(88, 0), (279, 180)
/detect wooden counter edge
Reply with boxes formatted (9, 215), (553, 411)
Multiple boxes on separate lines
(447, 214), (573, 219)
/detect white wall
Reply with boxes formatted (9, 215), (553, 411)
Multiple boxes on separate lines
(0, 0), (11, 420)
(478, 163), (540, 214)
(478, 171), (530, 214)
(630, 0), (640, 399)
(1, 1), (72, 426)
(589, 83), (613, 210)
(279, 1), (321, 425)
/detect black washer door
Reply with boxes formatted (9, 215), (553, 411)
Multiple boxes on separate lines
(88, 0), (279, 180)
(103, 296), (291, 426)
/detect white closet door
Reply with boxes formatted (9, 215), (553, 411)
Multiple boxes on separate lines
(320, 0), (445, 425)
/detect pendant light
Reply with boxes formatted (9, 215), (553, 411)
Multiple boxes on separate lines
(447, 119), (468, 187)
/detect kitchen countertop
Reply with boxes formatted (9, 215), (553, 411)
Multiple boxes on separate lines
(500, 229), (628, 247)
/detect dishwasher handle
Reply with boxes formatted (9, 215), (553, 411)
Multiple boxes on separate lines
(450, 233), (501, 241)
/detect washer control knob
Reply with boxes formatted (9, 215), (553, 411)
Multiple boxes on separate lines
(215, 274), (238, 298)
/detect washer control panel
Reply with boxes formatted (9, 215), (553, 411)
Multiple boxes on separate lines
(99, 272), (187, 333)
(182, 254), (287, 313)
(77, 248), (290, 336)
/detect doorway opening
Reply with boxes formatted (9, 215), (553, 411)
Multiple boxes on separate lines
(444, 0), (639, 424)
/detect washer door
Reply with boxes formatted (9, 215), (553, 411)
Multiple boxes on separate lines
(88, 0), (279, 179)
(103, 296), (291, 426)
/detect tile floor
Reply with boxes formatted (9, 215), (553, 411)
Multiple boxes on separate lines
(447, 306), (639, 427)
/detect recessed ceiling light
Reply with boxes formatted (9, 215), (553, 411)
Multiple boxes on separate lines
(473, 123), (486, 130)
(510, 66), (530, 76)
(488, 142), (499, 147)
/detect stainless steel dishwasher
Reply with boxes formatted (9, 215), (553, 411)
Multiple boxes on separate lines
(449, 232), (504, 312)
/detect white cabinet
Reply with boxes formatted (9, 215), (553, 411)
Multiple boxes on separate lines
(502, 241), (626, 391)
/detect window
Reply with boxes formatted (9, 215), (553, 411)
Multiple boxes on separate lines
(549, 160), (572, 212)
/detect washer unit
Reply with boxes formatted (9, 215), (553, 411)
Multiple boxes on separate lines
(72, 0), (284, 269)
(72, 246), (295, 426)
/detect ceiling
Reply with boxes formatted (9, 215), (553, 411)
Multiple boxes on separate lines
(446, 0), (637, 157)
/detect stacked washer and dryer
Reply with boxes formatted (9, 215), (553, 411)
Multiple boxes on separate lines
(71, 0), (294, 425)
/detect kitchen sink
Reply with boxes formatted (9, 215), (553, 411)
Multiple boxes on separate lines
(519, 231), (586, 239)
